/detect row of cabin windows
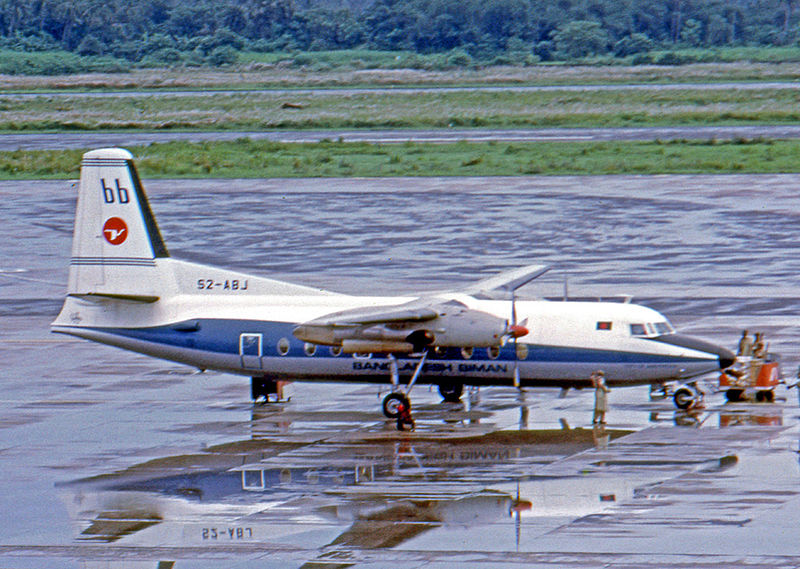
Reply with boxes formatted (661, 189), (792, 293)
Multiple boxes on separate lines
(274, 338), (527, 360)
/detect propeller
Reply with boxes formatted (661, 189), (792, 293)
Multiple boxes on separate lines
(510, 479), (532, 551)
(508, 288), (529, 388)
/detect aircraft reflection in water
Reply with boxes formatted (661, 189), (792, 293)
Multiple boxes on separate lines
(59, 426), (628, 547)
(58, 417), (740, 567)
(52, 148), (735, 416)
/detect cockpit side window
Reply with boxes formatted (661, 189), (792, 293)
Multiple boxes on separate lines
(630, 324), (647, 336)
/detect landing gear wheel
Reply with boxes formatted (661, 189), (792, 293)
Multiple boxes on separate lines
(382, 392), (410, 418)
(673, 387), (697, 410)
(438, 382), (464, 403)
(726, 388), (745, 403)
(251, 376), (277, 403)
(756, 390), (774, 403)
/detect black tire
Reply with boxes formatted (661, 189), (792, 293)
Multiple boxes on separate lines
(756, 390), (774, 403)
(251, 376), (275, 402)
(726, 388), (745, 403)
(673, 387), (696, 410)
(438, 382), (464, 403)
(382, 392), (410, 418)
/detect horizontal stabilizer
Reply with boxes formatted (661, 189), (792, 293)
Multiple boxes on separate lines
(68, 293), (160, 303)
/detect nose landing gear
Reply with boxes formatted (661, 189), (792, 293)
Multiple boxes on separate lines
(673, 382), (704, 410)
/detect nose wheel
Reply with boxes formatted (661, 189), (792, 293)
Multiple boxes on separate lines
(382, 392), (411, 418)
(673, 383), (704, 410)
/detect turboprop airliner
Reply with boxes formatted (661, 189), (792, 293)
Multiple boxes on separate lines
(52, 148), (735, 415)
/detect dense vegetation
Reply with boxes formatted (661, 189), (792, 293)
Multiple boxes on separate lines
(2, 0), (800, 73)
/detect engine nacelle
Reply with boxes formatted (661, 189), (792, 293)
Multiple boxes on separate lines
(293, 305), (509, 353)
(342, 340), (415, 354)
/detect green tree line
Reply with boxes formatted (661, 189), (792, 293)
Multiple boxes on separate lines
(1, 0), (799, 66)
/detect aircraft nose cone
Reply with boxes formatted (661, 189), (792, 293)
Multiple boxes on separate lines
(654, 334), (735, 369)
(507, 324), (529, 338)
(717, 350), (736, 370)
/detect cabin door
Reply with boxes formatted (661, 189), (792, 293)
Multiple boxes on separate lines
(239, 333), (263, 370)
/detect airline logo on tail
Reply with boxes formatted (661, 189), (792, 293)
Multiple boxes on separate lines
(102, 217), (128, 245)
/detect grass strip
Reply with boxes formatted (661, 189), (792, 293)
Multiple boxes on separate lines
(1, 138), (798, 180)
(4, 87), (800, 131)
(4, 58), (800, 92)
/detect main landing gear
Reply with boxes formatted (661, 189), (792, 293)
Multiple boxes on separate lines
(380, 352), (468, 418)
(382, 391), (410, 418)
(438, 381), (464, 403)
(251, 376), (286, 403)
(381, 352), (430, 418)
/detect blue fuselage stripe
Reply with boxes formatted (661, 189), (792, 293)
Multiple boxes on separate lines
(87, 318), (713, 366)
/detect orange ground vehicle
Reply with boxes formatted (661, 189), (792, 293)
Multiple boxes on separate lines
(719, 356), (780, 403)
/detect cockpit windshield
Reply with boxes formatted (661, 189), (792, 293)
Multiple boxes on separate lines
(630, 321), (675, 337)
(655, 321), (674, 335)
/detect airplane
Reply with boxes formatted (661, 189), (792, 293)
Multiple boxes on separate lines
(52, 148), (735, 415)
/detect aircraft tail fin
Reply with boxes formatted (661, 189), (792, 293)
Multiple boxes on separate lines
(62, 147), (337, 310)
(67, 148), (169, 300)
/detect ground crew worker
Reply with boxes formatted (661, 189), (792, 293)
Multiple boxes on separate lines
(591, 370), (610, 425)
(737, 330), (752, 357)
(752, 333), (766, 359)
(396, 402), (415, 431)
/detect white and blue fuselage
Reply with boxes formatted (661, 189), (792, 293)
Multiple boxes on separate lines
(52, 149), (734, 409)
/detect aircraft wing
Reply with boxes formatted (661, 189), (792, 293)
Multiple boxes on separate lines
(294, 298), (509, 353)
(302, 301), (440, 327)
(294, 265), (549, 353)
(462, 264), (550, 296)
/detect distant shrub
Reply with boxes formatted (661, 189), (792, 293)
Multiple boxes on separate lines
(631, 53), (655, 65)
(207, 46), (238, 66)
(655, 52), (697, 65)
(614, 33), (654, 57)
(533, 40), (555, 61)
(292, 53), (314, 66)
(446, 49), (473, 67)
(139, 48), (184, 66)
(490, 54), (517, 66)
(76, 35), (105, 56)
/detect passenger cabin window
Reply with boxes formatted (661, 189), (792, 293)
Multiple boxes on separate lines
(596, 321), (613, 331)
